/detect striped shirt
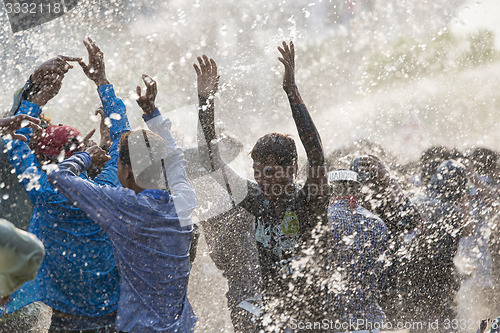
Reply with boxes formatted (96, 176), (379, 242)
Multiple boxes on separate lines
(329, 198), (388, 325)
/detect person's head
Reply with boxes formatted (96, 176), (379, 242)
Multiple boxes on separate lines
(35, 125), (83, 163)
(328, 170), (360, 197)
(420, 146), (461, 186)
(467, 147), (498, 178)
(118, 129), (167, 192)
(428, 159), (468, 203)
(250, 133), (297, 201)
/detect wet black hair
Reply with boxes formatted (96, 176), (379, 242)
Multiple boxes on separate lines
(428, 160), (468, 203)
(467, 147), (498, 177)
(420, 146), (462, 186)
(119, 131), (132, 166)
(250, 133), (297, 167)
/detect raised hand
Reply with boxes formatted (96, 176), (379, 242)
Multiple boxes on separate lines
(85, 142), (110, 169)
(94, 107), (111, 149)
(0, 114), (41, 142)
(193, 55), (219, 100)
(31, 55), (81, 83)
(278, 41), (296, 90)
(82, 128), (97, 149)
(78, 37), (109, 87)
(136, 74), (157, 115)
(29, 55), (81, 107)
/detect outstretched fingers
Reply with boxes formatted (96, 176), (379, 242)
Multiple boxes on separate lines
(278, 45), (286, 58)
(202, 55), (211, 74)
(95, 106), (104, 117)
(142, 74), (155, 87)
(140, 74), (156, 99)
(16, 115), (42, 132)
(83, 39), (93, 57)
(282, 41), (289, 54)
(0, 114), (42, 141)
(196, 55), (216, 75)
(58, 55), (82, 62)
(209, 58), (217, 75)
(57, 55), (82, 71)
(83, 129), (96, 143)
(197, 56), (205, 72)
(78, 59), (90, 76)
(10, 133), (28, 142)
(278, 41), (294, 64)
(193, 63), (201, 76)
(18, 114), (41, 125)
(145, 77), (157, 98)
(87, 37), (103, 56)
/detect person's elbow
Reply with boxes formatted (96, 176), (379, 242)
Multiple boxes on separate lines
(188, 188), (197, 212)
(173, 187), (197, 224)
(46, 166), (69, 188)
(46, 168), (58, 185)
(181, 187), (198, 213)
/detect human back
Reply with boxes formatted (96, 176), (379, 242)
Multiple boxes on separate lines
(106, 186), (195, 331)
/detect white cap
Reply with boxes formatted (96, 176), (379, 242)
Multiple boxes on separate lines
(328, 170), (359, 183)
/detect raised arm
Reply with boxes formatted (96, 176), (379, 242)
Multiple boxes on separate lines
(78, 37), (131, 186)
(78, 37), (129, 140)
(6, 56), (77, 142)
(3, 62), (72, 203)
(9, 55), (81, 116)
(194, 55), (219, 171)
(136, 75), (196, 224)
(193, 56), (253, 213)
(94, 107), (112, 152)
(278, 41), (327, 193)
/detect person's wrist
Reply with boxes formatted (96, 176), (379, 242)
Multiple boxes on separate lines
(94, 77), (110, 87)
(99, 142), (111, 152)
(198, 93), (214, 101)
(141, 103), (156, 115)
(29, 95), (47, 107)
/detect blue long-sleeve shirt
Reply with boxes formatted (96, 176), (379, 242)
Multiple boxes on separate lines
(48, 109), (197, 332)
(1, 85), (130, 317)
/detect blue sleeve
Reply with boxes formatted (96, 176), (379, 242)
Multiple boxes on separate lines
(13, 101), (42, 143)
(4, 138), (53, 205)
(47, 152), (125, 231)
(97, 85), (131, 142)
(93, 85), (132, 187)
(142, 108), (161, 122)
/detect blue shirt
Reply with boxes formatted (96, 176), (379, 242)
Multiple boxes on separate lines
(2, 85), (129, 317)
(329, 198), (388, 324)
(48, 110), (197, 332)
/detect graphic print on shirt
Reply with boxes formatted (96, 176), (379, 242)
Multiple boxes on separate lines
(255, 210), (299, 257)
(281, 210), (300, 235)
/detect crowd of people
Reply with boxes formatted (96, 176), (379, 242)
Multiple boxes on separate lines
(0, 37), (499, 333)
